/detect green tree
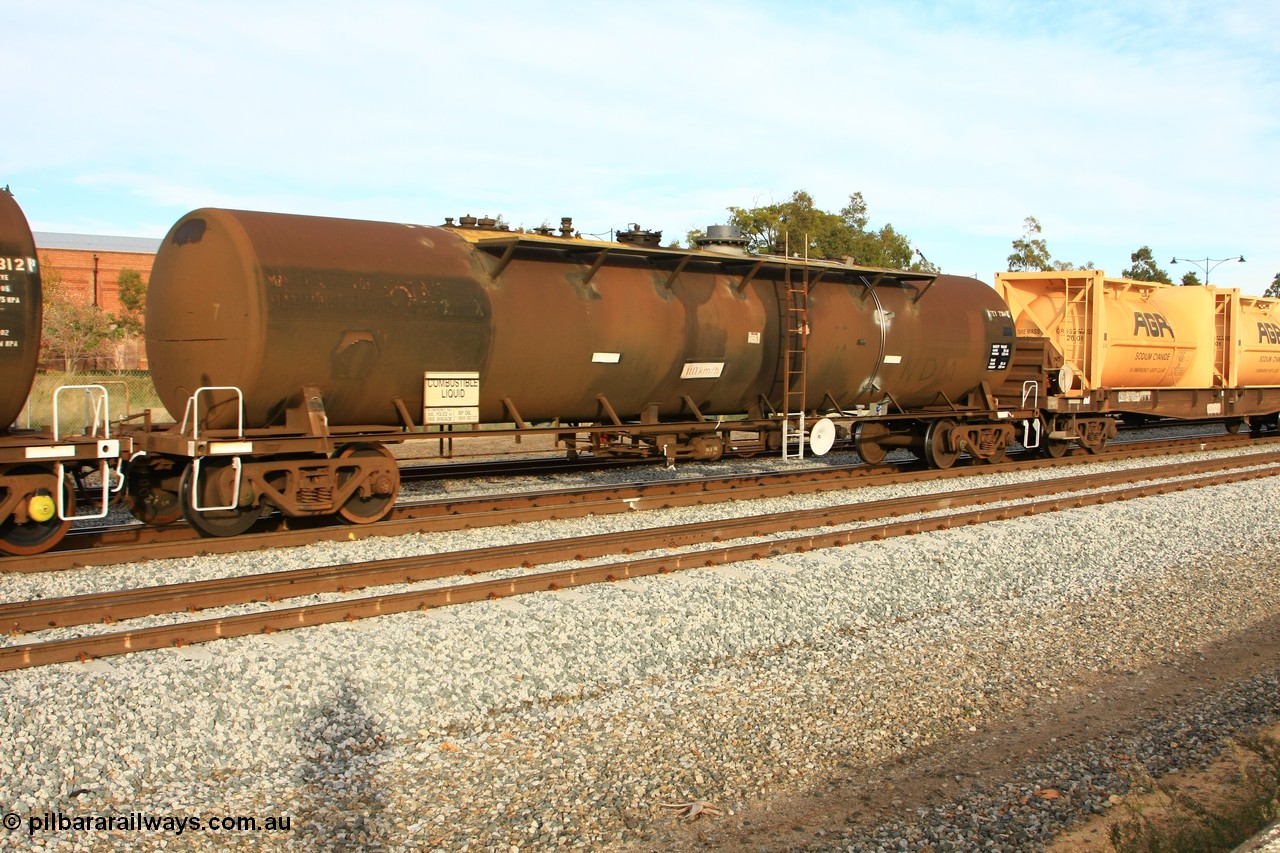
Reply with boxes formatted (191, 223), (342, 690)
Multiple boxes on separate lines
(39, 256), (118, 371)
(690, 190), (938, 272)
(1007, 217), (1053, 271)
(848, 221), (925, 270)
(1051, 258), (1095, 271)
(724, 189), (830, 256)
(1179, 271), (1202, 286)
(115, 269), (147, 337)
(1266, 273), (1280, 299)
(1007, 216), (1093, 272)
(1121, 246), (1172, 283)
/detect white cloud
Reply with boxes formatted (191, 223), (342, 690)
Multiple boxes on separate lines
(3, 0), (1276, 291)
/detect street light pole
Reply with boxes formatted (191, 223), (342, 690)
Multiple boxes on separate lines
(1169, 255), (1245, 286)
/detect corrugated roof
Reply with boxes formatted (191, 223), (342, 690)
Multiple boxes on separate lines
(33, 232), (162, 254)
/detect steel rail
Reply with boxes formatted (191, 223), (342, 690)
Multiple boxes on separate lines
(4, 433), (1271, 574)
(1, 454), (1264, 634)
(1, 458), (1276, 671)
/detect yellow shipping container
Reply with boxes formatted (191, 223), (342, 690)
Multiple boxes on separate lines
(1218, 290), (1280, 388)
(995, 271), (1216, 394)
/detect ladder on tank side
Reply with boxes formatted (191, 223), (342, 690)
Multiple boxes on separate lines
(781, 241), (810, 460)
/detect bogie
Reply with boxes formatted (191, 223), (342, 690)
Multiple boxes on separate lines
(180, 461), (262, 538)
(0, 466), (74, 556)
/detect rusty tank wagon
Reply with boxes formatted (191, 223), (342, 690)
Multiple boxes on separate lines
(126, 208), (1028, 537)
(0, 187), (42, 428)
(8, 197), (1280, 555)
(0, 188), (124, 555)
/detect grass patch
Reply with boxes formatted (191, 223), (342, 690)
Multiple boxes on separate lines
(1109, 733), (1280, 852)
(18, 371), (165, 430)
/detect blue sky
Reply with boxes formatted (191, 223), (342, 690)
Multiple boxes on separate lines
(4, 1), (1276, 291)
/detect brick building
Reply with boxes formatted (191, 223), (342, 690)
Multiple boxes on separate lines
(34, 232), (160, 314)
(33, 232), (160, 369)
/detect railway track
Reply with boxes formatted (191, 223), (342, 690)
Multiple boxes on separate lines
(6, 432), (1269, 574)
(3, 449), (1276, 671)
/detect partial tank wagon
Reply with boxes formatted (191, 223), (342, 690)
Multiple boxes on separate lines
(0, 187), (43, 427)
(0, 188), (124, 555)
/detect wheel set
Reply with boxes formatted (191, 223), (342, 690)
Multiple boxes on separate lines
(120, 444), (402, 539)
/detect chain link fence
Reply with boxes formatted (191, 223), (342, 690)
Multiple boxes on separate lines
(15, 371), (173, 432)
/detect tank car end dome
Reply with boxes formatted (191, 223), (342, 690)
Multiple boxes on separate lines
(0, 189), (43, 429)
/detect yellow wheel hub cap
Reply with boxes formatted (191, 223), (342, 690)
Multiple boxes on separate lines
(28, 494), (56, 524)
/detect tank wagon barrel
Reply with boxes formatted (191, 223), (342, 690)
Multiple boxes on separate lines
(145, 208), (1017, 434)
(0, 187), (42, 427)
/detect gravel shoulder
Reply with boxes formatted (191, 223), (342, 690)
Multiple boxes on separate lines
(648, 611), (1280, 852)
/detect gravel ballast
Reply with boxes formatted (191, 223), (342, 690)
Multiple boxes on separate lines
(1, 445), (1279, 852)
